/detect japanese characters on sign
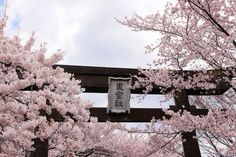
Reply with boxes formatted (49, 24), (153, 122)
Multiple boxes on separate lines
(107, 77), (131, 113)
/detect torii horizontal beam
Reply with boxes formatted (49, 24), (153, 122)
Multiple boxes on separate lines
(43, 106), (208, 123)
(89, 106), (208, 122)
(53, 64), (232, 95)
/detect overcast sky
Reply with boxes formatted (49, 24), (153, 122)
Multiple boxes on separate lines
(5, 0), (175, 68)
(4, 0), (175, 107)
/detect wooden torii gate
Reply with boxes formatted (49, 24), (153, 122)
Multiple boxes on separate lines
(31, 64), (231, 157)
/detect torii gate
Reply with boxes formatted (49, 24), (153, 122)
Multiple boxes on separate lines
(30, 64), (232, 157)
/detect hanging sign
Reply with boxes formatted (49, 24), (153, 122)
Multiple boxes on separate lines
(107, 77), (131, 114)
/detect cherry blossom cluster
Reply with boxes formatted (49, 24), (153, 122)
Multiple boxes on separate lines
(119, 0), (236, 156)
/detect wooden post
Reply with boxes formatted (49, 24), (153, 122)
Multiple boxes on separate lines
(174, 90), (201, 157)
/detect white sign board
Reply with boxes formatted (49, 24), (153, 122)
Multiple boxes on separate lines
(107, 77), (131, 113)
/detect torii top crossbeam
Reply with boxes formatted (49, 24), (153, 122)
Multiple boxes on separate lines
(54, 64), (232, 95)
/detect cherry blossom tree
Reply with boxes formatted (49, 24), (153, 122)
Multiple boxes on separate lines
(0, 12), (95, 155)
(119, 0), (236, 92)
(119, 0), (236, 156)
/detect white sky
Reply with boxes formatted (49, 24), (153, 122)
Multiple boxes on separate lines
(5, 0), (174, 68)
(5, 0), (175, 108)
